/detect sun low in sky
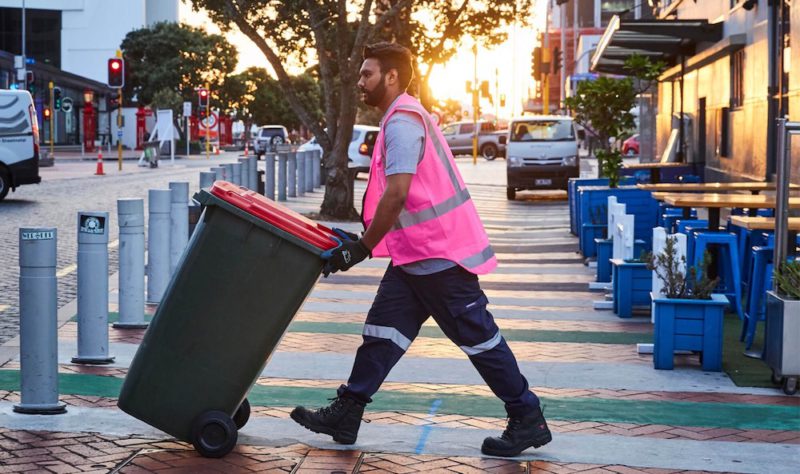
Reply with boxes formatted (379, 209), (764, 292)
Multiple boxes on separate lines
(179, 0), (542, 119)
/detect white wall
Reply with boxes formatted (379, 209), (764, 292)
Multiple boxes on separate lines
(0, 0), (178, 84)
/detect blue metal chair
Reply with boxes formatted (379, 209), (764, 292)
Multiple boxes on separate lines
(743, 246), (773, 349)
(692, 231), (744, 320)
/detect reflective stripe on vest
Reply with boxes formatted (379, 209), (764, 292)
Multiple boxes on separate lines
(363, 324), (412, 351)
(460, 245), (495, 269)
(460, 331), (502, 356)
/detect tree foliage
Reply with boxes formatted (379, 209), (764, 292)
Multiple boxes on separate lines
(120, 22), (237, 109)
(374, 0), (534, 111)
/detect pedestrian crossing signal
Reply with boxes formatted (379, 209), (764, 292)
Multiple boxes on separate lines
(107, 58), (124, 88)
(53, 86), (62, 110)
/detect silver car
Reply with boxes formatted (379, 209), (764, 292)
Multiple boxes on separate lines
(252, 125), (289, 157)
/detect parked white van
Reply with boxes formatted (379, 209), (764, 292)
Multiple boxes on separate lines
(505, 115), (579, 199)
(0, 90), (41, 201)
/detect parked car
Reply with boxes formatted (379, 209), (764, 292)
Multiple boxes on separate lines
(297, 125), (379, 177)
(0, 90), (41, 201)
(622, 134), (640, 156)
(440, 120), (507, 160)
(253, 125), (289, 157)
(505, 115), (579, 199)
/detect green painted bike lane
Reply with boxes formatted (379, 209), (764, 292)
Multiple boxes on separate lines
(1, 370), (796, 432)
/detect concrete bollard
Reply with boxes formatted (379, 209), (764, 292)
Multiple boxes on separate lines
(15, 227), (66, 414)
(278, 151), (288, 201)
(287, 151), (297, 198)
(231, 162), (242, 186)
(72, 212), (115, 365)
(265, 152), (276, 200)
(313, 150), (322, 187)
(199, 171), (216, 190)
(146, 190), (171, 304)
(114, 199), (148, 329)
(304, 150), (314, 193)
(248, 156), (258, 191)
(296, 151), (306, 197)
(168, 182), (189, 275)
(223, 163), (234, 184)
(211, 166), (225, 182)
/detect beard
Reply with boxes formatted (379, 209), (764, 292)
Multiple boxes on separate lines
(361, 74), (386, 106)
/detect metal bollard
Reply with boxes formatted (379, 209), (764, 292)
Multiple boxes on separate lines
(313, 150), (322, 187)
(265, 152), (276, 200)
(222, 163), (234, 184)
(168, 182), (189, 275)
(146, 189), (171, 304)
(72, 212), (115, 365)
(238, 158), (249, 189)
(296, 151), (306, 197)
(304, 150), (314, 193)
(211, 166), (225, 182)
(287, 151), (297, 197)
(15, 227), (66, 414)
(231, 162), (242, 186)
(114, 199), (148, 329)
(277, 151), (288, 201)
(249, 156), (258, 191)
(199, 171), (216, 190)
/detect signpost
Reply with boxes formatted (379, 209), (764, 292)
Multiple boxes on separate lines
(183, 101), (192, 157)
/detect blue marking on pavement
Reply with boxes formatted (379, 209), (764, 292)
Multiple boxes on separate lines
(414, 399), (442, 454)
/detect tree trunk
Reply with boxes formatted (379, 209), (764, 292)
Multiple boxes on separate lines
(320, 86), (359, 220)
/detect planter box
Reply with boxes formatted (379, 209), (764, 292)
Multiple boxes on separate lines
(569, 177), (636, 236)
(611, 260), (652, 318)
(763, 291), (800, 382)
(596, 239), (647, 283)
(652, 293), (728, 371)
(578, 186), (658, 258)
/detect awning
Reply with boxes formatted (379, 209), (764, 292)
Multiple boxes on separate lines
(590, 16), (724, 75)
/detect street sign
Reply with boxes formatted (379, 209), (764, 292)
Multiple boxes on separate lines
(61, 97), (74, 113)
(14, 55), (23, 69)
(117, 130), (123, 138)
(183, 101), (192, 117)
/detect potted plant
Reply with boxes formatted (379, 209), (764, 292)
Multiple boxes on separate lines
(763, 260), (800, 395)
(645, 237), (726, 371)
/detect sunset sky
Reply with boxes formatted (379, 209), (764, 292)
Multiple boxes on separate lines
(179, 1), (546, 119)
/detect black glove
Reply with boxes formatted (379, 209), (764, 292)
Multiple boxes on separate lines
(322, 239), (370, 277)
(332, 227), (360, 241)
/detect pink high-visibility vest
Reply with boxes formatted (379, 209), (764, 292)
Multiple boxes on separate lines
(363, 93), (496, 275)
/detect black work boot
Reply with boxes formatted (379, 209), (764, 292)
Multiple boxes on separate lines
(481, 407), (552, 457)
(290, 396), (365, 444)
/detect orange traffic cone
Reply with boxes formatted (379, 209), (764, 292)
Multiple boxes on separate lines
(95, 150), (105, 176)
(215, 145), (220, 155)
(244, 141), (249, 157)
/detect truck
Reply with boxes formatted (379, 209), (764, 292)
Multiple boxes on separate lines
(440, 120), (507, 160)
(505, 115), (579, 200)
(0, 90), (41, 201)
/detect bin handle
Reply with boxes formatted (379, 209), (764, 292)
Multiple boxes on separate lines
(320, 236), (343, 259)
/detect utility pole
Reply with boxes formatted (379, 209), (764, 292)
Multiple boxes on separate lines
(48, 82), (54, 159)
(21, 0), (26, 89)
(560, 2), (567, 111)
(495, 67), (499, 121)
(543, 1), (551, 114)
(472, 44), (479, 165)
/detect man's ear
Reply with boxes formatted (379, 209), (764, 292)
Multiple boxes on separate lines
(387, 68), (399, 85)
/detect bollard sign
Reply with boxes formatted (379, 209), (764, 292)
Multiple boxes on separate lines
(21, 230), (55, 240)
(79, 215), (106, 234)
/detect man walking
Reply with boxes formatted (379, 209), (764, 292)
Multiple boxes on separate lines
(290, 42), (551, 457)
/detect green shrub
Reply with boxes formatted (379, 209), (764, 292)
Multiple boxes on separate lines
(774, 260), (800, 299)
(644, 236), (718, 299)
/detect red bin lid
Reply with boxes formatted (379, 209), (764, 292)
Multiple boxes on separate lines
(210, 181), (338, 251)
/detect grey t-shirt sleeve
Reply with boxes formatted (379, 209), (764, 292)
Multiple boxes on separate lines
(384, 111), (425, 176)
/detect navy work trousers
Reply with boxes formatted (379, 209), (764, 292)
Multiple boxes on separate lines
(341, 264), (539, 417)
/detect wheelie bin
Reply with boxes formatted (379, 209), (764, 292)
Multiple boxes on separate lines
(118, 181), (339, 458)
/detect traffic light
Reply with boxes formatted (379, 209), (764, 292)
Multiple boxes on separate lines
(480, 81), (490, 97)
(53, 86), (62, 110)
(108, 92), (120, 110)
(500, 94), (506, 107)
(465, 81), (472, 94)
(552, 47), (562, 73)
(43, 107), (51, 121)
(107, 58), (124, 88)
(532, 47), (542, 78)
(198, 88), (209, 109)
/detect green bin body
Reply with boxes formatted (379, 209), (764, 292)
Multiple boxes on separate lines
(118, 182), (337, 443)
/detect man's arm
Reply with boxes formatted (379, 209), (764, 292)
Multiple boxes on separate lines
(361, 173), (413, 250)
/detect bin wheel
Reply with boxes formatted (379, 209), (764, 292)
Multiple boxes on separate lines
(190, 410), (238, 458)
(771, 369), (783, 385)
(507, 187), (516, 200)
(233, 398), (251, 429)
(782, 377), (798, 396)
